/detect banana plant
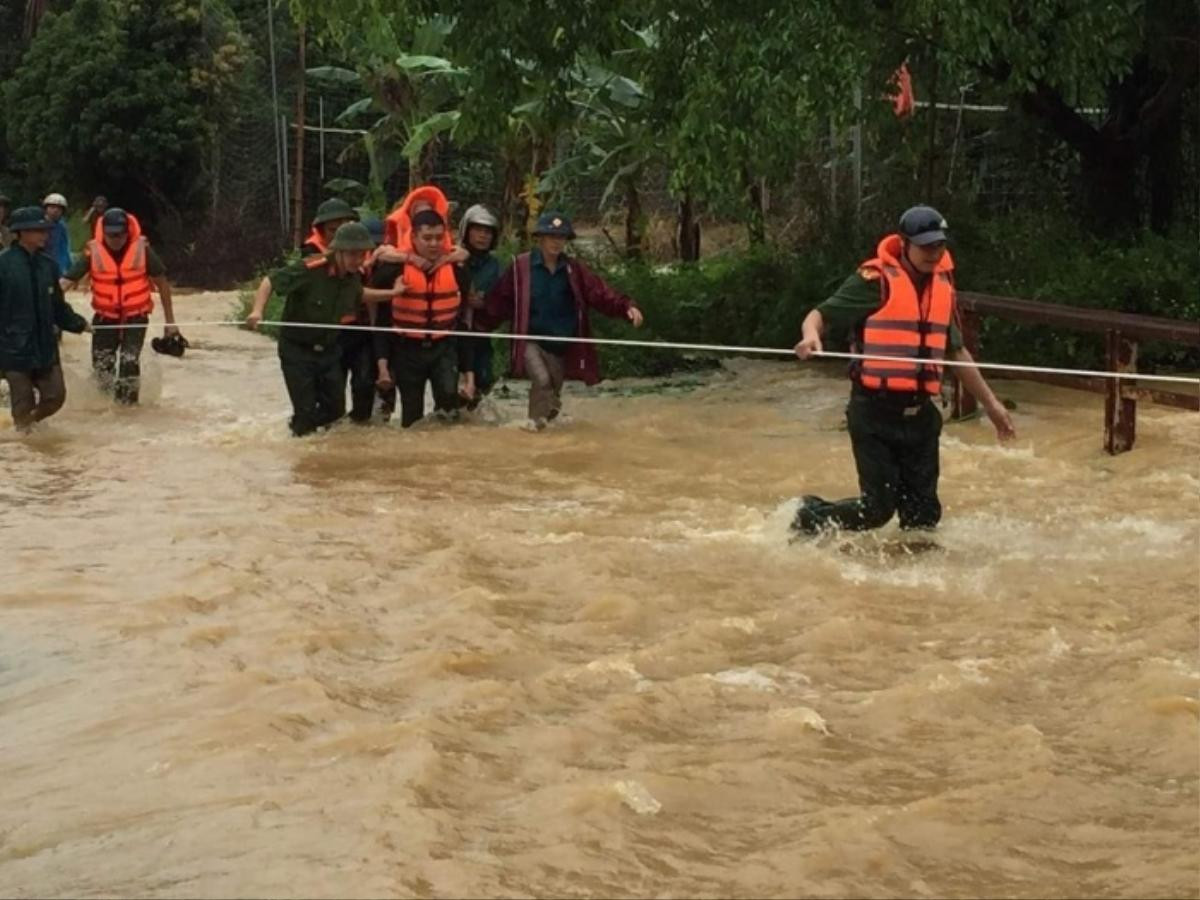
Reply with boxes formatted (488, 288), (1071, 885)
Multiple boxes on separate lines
(539, 56), (661, 259)
(308, 15), (467, 197)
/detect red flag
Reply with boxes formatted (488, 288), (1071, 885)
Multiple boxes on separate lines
(891, 62), (915, 118)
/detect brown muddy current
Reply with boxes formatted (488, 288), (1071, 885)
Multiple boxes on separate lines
(1, 292), (1198, 899)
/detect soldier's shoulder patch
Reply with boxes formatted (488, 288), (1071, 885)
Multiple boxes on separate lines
(857, 265), (881, 281)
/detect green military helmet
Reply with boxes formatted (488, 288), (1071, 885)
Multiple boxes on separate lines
(312, 197), (359, 227)
(328, 221), (375, 251)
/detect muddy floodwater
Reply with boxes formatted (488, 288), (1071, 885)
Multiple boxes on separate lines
(2, 292), (1197, 898)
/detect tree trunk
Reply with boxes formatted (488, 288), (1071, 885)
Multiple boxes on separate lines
(210, 139), (221, 221)
(500, 142), (527, 241)
(743, 167), (766, 244)
(290, 26), (306, 249)
(678, 188), (700, 262)
(1019, 10), (1197, 239)
(1080, 141), (1142, 236)
(924, 20), (939, 200)
(409, 135), (438, 191)
(521, 134), (554, 238)
(624, 174), (644, 260)
(1147, 97), (1184, 234)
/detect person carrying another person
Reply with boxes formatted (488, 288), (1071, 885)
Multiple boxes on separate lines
(791, 205), (1016, 535)
(60, 208), (180, 405)
(42, 192), (72, 275)
(372, 207), (474, 428)
(376, 184), (468, 270)
(246, 222), (395, 436)
(482, 211), (644, 431)
(0, 207), (91, 431)
(457, 204), (503, 408)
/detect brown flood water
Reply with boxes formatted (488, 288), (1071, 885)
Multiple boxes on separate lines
(1, 292), (1198, 899)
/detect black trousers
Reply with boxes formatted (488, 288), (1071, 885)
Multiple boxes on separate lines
(279, 337), (344, 436)
(389, 338), (458, 428)
(795, 389), (943, 533)
(92, 315), (148, 404)
(340, 330), (377, 423)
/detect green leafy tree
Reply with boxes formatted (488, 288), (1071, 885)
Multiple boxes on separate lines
(5, 0), (251, 227)
(870, 0), (1199, 234)
(540, 59), (661, 258)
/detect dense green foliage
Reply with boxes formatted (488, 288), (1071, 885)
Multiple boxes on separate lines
(5, 0), (251, 224)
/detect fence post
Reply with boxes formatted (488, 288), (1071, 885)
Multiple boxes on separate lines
(951, 308), (981, 419)
(1104, 329), (1138, 454)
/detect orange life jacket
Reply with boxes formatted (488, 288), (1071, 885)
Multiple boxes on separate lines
(857, 233), (955, 395)
(384, 185), (453, 252)
(89, 212), (154, 321)
(304, 227), (329, 255)
(391, 262), (461, 341)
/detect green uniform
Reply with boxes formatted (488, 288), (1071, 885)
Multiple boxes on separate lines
(269, 255), (362, 436)
(0, 243), (89, 429)
(0, 244), (89, 371)
(794, 268), (960, 534)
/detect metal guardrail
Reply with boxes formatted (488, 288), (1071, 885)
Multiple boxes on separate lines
(951, 292), (1200, 454)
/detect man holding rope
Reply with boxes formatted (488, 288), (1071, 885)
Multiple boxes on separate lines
(792, 206), (1016, 534)
(246, 222), (392, 436)
(62, 208), (180, 405)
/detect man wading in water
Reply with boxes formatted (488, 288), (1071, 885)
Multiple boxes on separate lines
(0, 207), (91, 431)
(246, 222), (392, 436)
(792, 206), (1016, 534)
(482, 211), (645, 431)
(61, 208), (180, 405)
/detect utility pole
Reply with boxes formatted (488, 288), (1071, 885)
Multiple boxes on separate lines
(267, 0), (285, 233)
(291, 25), (307, 249)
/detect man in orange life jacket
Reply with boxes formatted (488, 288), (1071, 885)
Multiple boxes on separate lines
(61, 208), (178, 404)
(792, 206), (1016, 534)
(372, 208), (474, 428)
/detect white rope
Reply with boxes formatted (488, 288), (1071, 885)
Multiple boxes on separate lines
(85, 319), (1200, 387)
(812, 350), (1199, 387)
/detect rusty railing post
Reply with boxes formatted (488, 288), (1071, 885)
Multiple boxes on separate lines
(952, 308), (981, 420)
(1104, 329), (1138, 454)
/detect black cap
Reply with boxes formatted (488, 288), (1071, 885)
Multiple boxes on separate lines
(898, 205), (948, 245)
(9, 206), (52, 231)
(102, 208), (129, 234)
(533, 210), (575, 239)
